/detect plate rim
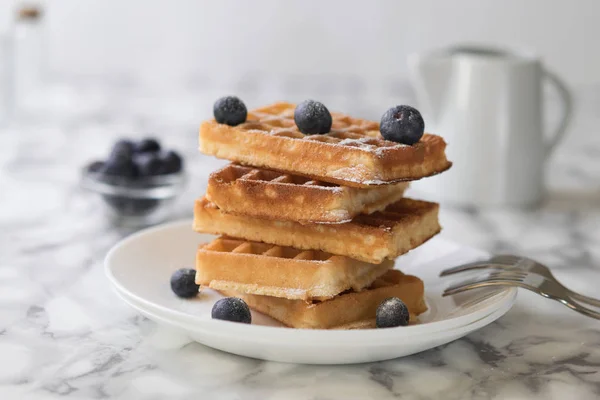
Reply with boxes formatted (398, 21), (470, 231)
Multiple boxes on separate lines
(115, 282), (515, 341)
(114, 282), (516, 344)
(105, 219), (518, 341)
(113, 283), (516, 365)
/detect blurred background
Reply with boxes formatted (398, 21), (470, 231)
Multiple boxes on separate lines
(2, 1), (599, 85)
(2, 3), (600, 394)
(0, 0), (598, 227)
(1, 0), (598, 115)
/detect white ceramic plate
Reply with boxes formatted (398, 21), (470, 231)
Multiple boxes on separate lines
(105, 220), (517, 364)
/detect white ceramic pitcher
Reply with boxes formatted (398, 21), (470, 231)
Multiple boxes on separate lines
(408, 46), (573, 207)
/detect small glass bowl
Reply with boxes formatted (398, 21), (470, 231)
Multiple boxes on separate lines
(81, 164), (187, 228)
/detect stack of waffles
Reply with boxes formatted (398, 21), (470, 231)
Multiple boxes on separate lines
(194, 102), (451, 329)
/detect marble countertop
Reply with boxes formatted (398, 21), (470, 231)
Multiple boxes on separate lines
(1, 79), (600, 400)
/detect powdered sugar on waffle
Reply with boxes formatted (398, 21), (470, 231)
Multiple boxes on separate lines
(337, 137), (379, 149)
(328, 165), (386, 185)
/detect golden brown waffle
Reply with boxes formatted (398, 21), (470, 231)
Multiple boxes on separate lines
(194, 197), (440, 264)
(196, 237), (394, 301)
(199, 102), (451, 188)
(218, 270), (428, 329)
(207, 164), (409, 223)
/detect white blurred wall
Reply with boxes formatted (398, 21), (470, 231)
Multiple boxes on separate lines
(0, 0), (598, 88)
(38, 0), (600, 86)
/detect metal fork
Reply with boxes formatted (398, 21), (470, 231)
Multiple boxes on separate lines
(441, 255), (600, 307)
(440, 255), (600, 320)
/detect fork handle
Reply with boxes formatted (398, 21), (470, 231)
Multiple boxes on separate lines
(440, 262), (600, 308)
(563, 294), (600, 320)
(443, 281), (600, 320)
(568, 291), (600, 308)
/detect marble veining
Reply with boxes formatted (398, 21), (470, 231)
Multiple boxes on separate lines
(1, 78), (600, 399)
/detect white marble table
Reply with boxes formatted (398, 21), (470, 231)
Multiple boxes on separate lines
(1, 79), (599, 399)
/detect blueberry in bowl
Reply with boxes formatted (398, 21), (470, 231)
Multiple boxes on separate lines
(134, 137), (161, 154)
(82, 137), (186, 227)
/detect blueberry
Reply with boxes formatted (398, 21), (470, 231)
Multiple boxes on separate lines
(104, 140), (137, 179)
(109, 139), (135, 161)
(159, 150), (183, 174)
(101, 157), (138, 179)
(376, 297), (410, 328)
(135, 138), (161, 154)
(88, 161), (104, 173)
(170, 268), (200, 298)
(379, 105), (424, 145)
(212, 297), (251, 324)
(294, 100), (332, 135)
(134, 153), (164, 176)
(213, 96), (247, 126)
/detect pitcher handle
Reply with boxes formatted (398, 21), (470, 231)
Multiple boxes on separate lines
(542, 69), (573, 158)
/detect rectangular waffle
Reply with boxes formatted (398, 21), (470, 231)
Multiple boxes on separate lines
(199, 102), (452, 188)
(207, 164), (409, 223)
(194, 197), (440, 264)
(196, 237), (394, 301)
(218, 270), (428, 329)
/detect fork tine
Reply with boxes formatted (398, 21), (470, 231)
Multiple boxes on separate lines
(439, 260), (491, 276)
(442, 279), (521, 296)
(487, 270), (528, 279)
(489, 254), (524, 264)
(440, 254), (528, 277)
(443, 268), (530, 292)
(440, 260), (515, 276)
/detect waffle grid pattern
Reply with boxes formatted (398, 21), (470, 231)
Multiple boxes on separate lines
(241, 103), (402, 151)
(355, 202), (426, 229)
(205, 237), (335, 262)
(194, 197), (441, 263)
(199, 102), (451, 187)
(219, 164), (337, 189)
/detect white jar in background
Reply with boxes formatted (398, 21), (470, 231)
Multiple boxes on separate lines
(408, 46), (573, 208)
(0, 31), (13, 125)
(14, 5), (45, 110)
